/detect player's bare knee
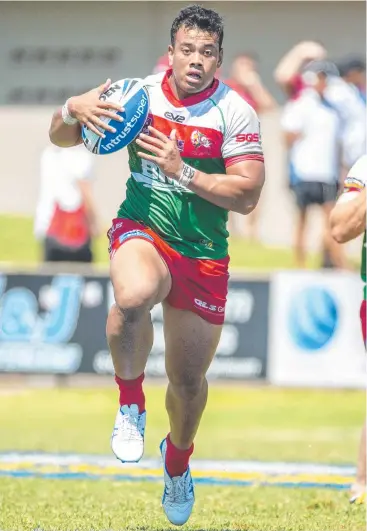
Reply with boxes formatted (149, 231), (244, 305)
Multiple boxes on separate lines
(168, 372), (206, 401)
(113, 284), (157, 323)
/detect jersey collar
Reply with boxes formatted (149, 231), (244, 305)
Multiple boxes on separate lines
(161, 68), (219, 108)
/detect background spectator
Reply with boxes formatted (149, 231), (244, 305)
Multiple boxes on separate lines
(281, 60), (348, 270)
(337, 55), (366, 103)
(34, 144), (100, 263)
(225, 53), (277, 241)
(274, 40), (327, 99)
(225, 52), (277, 113)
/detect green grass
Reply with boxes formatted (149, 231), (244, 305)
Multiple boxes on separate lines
(0, 214), (323, 269)
(0, 386), (365, 530)
(0, 478), (365, 531)
(0, 386), (364, 462)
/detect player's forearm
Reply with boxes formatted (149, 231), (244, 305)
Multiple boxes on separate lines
(49, 108), (82, 147)
(187, 170), (264, 215)
(330, 191), (366, 243)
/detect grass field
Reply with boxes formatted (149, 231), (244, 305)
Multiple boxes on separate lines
(0, 214), (324, 270)
(1, 478), (364, 531)
(0, 385), (365, 531)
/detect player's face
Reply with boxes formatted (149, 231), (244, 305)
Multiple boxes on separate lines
(168, 26), (223, 96)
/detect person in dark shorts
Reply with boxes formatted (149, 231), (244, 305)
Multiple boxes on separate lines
(292, 181), (339, 210)
(281, 60), (348, 269)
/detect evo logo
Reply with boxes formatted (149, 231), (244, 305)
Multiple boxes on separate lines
(164, 111), (185, 123)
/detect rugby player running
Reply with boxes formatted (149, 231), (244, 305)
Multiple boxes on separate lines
(49, 5), (265, 525)
(330, 154), (366, 505)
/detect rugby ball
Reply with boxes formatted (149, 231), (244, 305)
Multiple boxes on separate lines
(82, 79), (150, 155)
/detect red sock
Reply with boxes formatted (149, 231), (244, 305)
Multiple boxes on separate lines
(165, 433), (194, 477)
(115, 373), (145, 411)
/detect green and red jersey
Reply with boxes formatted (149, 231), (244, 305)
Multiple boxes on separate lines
(118, 70), (264, 259)
(341, 154), (367, 298)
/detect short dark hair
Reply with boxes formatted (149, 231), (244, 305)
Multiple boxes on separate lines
(170, 5), (224, 49)
(337, 55), (366, 77)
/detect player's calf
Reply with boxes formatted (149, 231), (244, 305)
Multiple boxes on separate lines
(107, 300), (153, 464)
(160, 437), (195, 526)
(107, 240), (171, 463)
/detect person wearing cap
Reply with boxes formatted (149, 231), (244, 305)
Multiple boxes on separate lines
(322, 59), (366, 171)
(281, 60), (348, 269)
(338, 55), (366, 104)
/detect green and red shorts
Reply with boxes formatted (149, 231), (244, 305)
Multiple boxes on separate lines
(108, 218), (229, 325)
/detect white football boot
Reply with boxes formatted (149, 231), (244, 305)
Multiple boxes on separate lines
(160, 438), (195, 526)
(111, 404), (146, 463)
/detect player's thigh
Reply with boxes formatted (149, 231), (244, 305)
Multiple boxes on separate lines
(110, 238), (171, 310)
(163, 302), (222, 387)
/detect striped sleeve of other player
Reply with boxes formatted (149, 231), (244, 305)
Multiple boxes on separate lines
(221, 90), (264, 168)
(338, 154), (367, 204)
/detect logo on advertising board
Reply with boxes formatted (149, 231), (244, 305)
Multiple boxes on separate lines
(287, 286), (339, 351)
(0, 275), (85, 373)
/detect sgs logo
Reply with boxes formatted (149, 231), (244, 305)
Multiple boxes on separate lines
(235, 133), (260, 143)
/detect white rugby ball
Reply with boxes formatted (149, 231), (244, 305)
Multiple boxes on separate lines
(82, 79), (150, 155)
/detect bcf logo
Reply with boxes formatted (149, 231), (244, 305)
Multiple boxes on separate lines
(194, 298), (224, 313)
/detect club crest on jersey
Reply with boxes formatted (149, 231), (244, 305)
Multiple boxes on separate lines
(191, 130), (211, 149)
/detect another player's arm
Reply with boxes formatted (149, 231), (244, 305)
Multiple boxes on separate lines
(330, 188), (366, 244)
(49, 79), (123, 148)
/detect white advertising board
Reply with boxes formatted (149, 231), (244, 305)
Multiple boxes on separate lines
(268, 271), (366, 388)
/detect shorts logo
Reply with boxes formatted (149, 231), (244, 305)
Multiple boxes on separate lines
(194, 298), (224, 313)
(119, 230), (154, 244)
(108, 221), (124, 243)
(191, 130), (211, 148)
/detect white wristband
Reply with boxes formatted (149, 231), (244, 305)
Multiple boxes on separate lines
(61, 99), (78, 126)
(178, 163), (196, 187)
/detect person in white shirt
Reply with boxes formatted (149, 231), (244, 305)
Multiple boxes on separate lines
(34, 144), (100, 262)
(281, 60), (347, 269)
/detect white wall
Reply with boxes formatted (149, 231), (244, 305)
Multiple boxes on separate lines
(0, 1), (365, 103)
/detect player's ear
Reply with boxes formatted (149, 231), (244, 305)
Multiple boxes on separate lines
(217, 49), (223, 69)
(168, 45), (174, 67)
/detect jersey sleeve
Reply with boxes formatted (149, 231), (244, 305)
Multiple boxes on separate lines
(338, 154), (367, 204)
(221, 92), (264, 168)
